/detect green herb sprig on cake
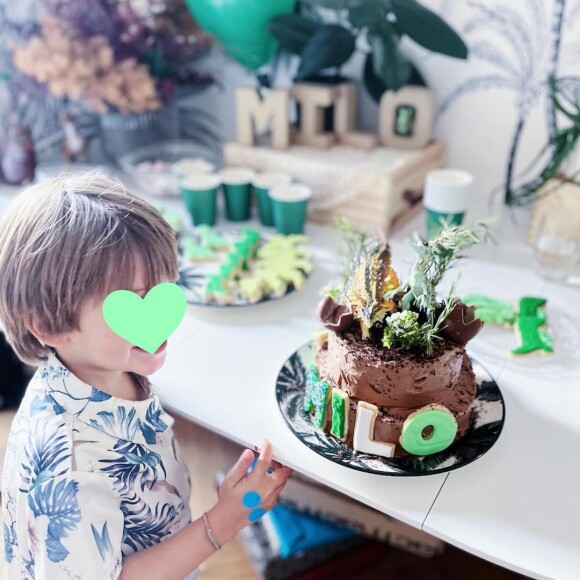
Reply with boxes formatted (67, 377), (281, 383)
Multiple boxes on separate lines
(319, 220), (486, 354)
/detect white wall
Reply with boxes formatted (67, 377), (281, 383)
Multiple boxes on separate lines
(194, 0), (580, 218)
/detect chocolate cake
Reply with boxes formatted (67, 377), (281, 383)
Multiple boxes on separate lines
(305, 224), (484, 457)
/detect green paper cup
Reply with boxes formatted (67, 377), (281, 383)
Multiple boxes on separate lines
(171, 158), (215, 182)
(426, 209), (465, 239)
(180, 174), (221, 227)
(220, 168), (256, 222)
(270, 183), (312, 235)
(253, 172), (293, 227)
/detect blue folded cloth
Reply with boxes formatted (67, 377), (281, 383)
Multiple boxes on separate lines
(245, 456), (355, 557)
(267, 504), (356, 558)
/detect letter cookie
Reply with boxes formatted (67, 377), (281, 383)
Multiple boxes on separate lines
(400, 404), (457, 456)
(304, 364), (331, 430)
(330, 389), (349, 442)
(353, 401), (395, 458)
(512, 296), (553, 356)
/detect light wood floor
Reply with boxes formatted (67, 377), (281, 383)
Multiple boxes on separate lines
(170, 413), (258, 579)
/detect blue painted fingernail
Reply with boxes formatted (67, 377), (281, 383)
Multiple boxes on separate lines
(242, 491), (261, 509)
(248, 508), (266, 522)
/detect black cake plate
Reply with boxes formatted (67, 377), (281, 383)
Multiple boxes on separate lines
(276, 340), (505, 476)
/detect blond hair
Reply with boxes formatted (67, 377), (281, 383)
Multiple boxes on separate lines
(0, 172), (179, 366)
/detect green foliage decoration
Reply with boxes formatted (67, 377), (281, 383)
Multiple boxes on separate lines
(269, 0), (468, 100)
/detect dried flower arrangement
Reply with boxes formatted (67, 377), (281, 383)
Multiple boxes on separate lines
(321, 219), (486, 355)
(5, 0), (213, 114)
(12, 15), (160, 114)
(0, 0), (217, 155)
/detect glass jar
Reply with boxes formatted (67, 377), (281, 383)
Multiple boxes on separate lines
(99, 107), (179, 163)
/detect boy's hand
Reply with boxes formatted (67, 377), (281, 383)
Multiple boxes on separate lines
(209, 440), (293, 544)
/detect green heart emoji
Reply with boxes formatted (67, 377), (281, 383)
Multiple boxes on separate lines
(102, 283), (187, 354)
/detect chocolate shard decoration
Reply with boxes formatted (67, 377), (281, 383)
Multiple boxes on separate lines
(440, 299), (484, 345)
(317, 296), (354, 333)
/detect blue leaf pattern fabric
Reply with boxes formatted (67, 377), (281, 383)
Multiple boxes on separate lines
(27, 477), (82, 563)
(120, 493), (180, 552)
(91, 522), (114, 561)
(20, 421), (71, 492)
(100, 441), (166, 494)
(2, 351), (195, 579)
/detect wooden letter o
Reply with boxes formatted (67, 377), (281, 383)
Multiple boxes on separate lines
(378, 86), (434, 149)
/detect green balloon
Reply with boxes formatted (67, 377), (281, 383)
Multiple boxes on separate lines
(186, 0), (297, 71)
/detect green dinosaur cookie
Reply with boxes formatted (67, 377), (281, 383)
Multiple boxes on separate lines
(182, 237), (218, 262)
(462, 294), (517, 326)
(204, 274), (232, 304)
(238, 277), (265, 304)
(196, 225), (230, 250)
(512, 297), (553, 356)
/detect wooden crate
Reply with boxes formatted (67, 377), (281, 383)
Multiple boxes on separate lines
(224, 141), (446, 233)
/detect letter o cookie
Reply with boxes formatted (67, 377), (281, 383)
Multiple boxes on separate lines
(400, 404), (457, 456)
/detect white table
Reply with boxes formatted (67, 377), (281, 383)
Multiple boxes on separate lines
(1, 184), (579, 579)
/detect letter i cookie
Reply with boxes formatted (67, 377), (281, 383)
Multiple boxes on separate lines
(330, 389), (349, 442)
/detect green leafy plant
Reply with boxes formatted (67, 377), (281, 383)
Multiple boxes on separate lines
(391, 225), (482, 318)
(269, 0), (468, 100)
(382, 310), (425, 349)
(506, 76), (580, 206)
(382, 281), (457, 356)
(325, 219), (485, 354)
(385, 223), (487, 355)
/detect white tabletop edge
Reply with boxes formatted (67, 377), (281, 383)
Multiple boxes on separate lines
(162, 400), (446, 532)
(420, 524), (550, 580)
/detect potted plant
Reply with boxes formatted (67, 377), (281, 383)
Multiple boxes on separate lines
(3, 0), (219, 163)
(269, 0), (468, 103)
(506, 76), (580, 206)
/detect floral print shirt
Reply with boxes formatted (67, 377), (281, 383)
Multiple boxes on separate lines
(2, 351), (196, 579)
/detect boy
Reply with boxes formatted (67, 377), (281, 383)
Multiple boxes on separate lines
(0, 173), (291, 579)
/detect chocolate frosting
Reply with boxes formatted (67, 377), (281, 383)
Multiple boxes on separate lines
(317, 296), (354, 333)
(321, 328), (465, 409)
(439, 299), (484, 345)
(315, 345), (476, 457)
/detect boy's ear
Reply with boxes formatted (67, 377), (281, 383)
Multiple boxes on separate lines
(27, 317), (67, 348)
(27, 316), (44, 346)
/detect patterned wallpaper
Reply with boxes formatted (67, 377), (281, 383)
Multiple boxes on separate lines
(411, 0), (580, 213)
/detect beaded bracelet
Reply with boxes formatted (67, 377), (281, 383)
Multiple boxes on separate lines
(202, 512), (221, 551)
